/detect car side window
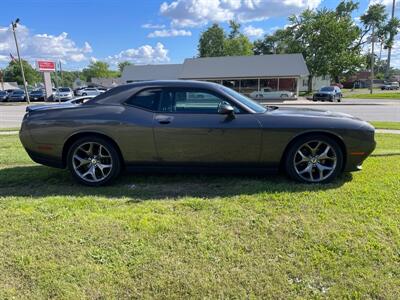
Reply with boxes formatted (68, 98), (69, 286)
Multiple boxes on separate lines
(160, 89), (241, 114)
(125, 89), (162, 111)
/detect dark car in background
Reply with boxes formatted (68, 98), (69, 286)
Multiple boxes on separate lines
(20, 80), (375, 186)
(313, 86), (342, 102)
(29, 89), (45, 101)
(7, 89), (26, 102)
(0, 90), (8, 102)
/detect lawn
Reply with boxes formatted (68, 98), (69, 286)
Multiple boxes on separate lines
(371, 121), (400, 130)
(345, 92), (400, 99)
(0, 133), (399, 299)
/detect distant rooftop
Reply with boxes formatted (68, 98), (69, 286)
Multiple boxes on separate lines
(121, 54), (309, 82)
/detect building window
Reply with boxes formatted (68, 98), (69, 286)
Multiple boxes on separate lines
(260, 78), (278, 91)
(222, 80), (240, 91)
(279, 78), (297, 92)
(240, 79), (258, 96)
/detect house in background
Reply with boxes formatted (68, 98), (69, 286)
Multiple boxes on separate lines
(121, 54), (310, 98)
(91, 77), (123, 88)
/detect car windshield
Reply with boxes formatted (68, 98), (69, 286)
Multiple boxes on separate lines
(0, 91), (6, 95)
(59, 88), (70, 92)
(14, 90), (24, 94)
(220, 86), (266, 113)
(31, 90), (42, 94)
(320, 87), (335, 92)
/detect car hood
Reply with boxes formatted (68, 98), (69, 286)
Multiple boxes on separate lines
(26, 103), (78, 112)
(266, 106), (361, 120)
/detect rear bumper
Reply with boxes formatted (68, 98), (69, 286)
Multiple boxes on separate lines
(25, 149), (64, 169)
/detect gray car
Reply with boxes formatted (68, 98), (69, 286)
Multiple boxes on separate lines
(313, 86), (342, 102)
(20, 80), (375, 186)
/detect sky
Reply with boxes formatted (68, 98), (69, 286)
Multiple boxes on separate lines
(0, 0), (398, 71)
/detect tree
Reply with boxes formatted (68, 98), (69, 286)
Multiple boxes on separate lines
(198, 24), (225, 57)
(118, 61), (132, 73)
(3, 60), (41, 85)
(253, 0), (364, 91)
(224, 35), (253, 56)
(82, 61), (116, 82)
(198, 21), (252, 57)
(224, 21), (253, 56)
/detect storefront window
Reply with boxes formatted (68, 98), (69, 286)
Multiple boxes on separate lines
(279, 78), (297, 92)
(222, 80), (240, 91)
(240, 79), (258, 96)
(260, 78), (278, 92)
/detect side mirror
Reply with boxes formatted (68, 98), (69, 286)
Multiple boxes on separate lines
(218, 102), (234, 115)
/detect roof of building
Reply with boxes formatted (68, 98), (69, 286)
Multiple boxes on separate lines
(121, 64), (183, 82)
(180, 54), (309, 79)
(120, 54), (309, 82)
(1, 82), (19, 90)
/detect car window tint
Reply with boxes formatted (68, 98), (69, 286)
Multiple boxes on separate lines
(126, 89), (161, 111)
(160, 89), (239, 114)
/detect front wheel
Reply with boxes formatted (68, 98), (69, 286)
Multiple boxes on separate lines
(285, 135), (343, 183)
(67, 137), (121, 186)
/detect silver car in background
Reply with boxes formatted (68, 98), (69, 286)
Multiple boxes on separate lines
(54, 87), (74, 101)
(77, 87), (105, 96)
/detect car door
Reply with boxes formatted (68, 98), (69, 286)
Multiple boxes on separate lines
(153, 87), (262, 165)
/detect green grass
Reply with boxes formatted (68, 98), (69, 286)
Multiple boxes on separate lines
(0, 133), (399, 298)
(0, 127), (20, 132)
(346, 92), (400, 99)
(371, 121), (400, 130)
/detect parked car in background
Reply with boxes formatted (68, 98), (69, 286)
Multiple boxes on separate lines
(20, 80), (375, 186)
(78, 87), (105, 96)
(313, 86), (342, 102)
(0, 90), (8, 102)
(381, 82), (399, 90)
(74, 87), (87, 96)
(54, 87), (74, 101)
(250, 88), (295, 100)
(7, 89), (26, 102)
(29, 89), (45, 101)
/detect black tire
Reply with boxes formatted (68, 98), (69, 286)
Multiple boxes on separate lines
(67, 136), (121, 186)
(285, 134), (344, 184)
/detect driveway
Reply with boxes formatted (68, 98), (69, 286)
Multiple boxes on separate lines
(1, 98), (399, 128)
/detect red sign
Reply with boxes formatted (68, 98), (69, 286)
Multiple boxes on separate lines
(37, 60), (55, 72)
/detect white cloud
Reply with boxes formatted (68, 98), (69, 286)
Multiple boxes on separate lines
(106, 42), (170, 65)
(243, 25), (265, 37)
(142, 23), (166, 29)
(160, 0), (321, 27)
(0, 24), (92, 66)
(147, 29), (192, 38)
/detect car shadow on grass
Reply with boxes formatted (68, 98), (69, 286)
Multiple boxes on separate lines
(0, 165), (353, 200)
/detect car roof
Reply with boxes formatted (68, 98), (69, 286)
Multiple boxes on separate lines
(90, 80), (221, 105)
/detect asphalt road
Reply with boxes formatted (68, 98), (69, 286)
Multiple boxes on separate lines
(0, 98), (399, 128)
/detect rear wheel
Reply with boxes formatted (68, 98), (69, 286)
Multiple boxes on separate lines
(285, 135), (343, 183)
(67, 136), (121, 186)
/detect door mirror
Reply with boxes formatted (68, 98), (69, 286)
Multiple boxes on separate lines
(218, 102), (234, 115)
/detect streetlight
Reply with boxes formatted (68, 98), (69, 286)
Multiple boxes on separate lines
(11, 18), (30, 104)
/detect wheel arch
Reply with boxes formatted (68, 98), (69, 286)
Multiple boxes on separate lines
(62, 132), (124, 168)
(279, 130), (347, 171)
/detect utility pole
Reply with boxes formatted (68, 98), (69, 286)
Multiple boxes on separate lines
(386, 0), (396, 79)
(370, 24), (376, 94)
(11, 18), (30, 104)
(0, 70), (4, 91)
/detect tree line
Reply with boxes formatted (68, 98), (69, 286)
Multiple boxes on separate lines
(1, 60), (132, 88)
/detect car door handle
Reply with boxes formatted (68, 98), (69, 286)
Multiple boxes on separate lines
(155, 115), (173, 124)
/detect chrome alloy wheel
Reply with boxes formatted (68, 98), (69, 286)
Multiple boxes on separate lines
(72, 142), (113, 183)
(293, 140), (337, 183)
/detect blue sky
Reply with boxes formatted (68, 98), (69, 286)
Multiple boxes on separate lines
(0, 0), (393, 71)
